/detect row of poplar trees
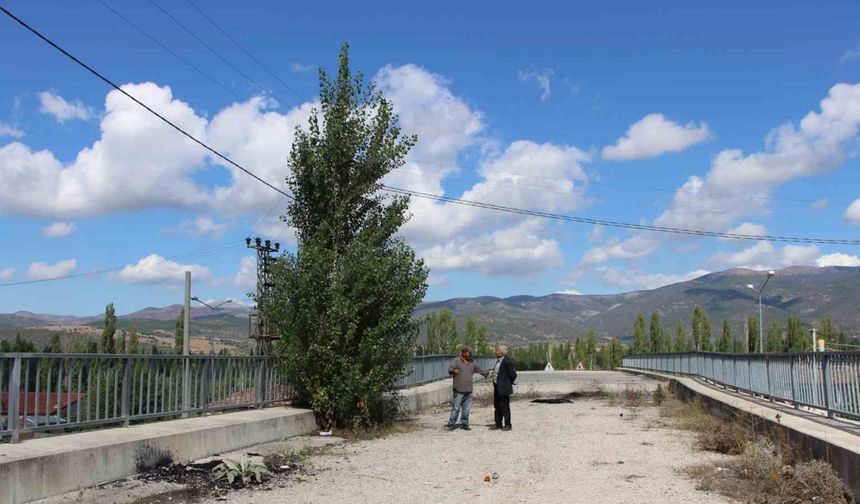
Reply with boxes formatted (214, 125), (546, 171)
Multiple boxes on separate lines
(631, 306), (848, 354)
(422, 308), (491, 355)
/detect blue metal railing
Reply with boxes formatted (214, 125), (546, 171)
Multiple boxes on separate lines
(622, 351), (860, 420)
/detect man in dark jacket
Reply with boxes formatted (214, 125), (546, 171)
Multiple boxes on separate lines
(490, 344), (517, 431)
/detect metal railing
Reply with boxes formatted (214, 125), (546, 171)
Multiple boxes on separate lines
(0, 354), (292, 442)
(623, 351), (860, 420)
(1, 352), (494, 442)
(396, 354), (496, 388)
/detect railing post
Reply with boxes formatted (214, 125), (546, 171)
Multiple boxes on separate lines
(200, 357), (211, 415)
(255, 359), (266, 407)
(822, 353), (833, 418)
(8, 357), (21, 443)
(789, 354), (799, 410)
(121, 357), (132, 427)
(765, 355), (773, 402)
(182, 357), (191, 418)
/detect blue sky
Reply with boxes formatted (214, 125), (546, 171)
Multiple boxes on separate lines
(1, 0), (860, 315)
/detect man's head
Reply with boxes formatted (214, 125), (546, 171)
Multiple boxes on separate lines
(460, 346), (473, 361)
(494, 344), (508, 358)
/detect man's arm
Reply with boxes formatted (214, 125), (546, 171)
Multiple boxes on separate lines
(506, 357), (517, 383)
(448, 359), (460, 375)
(474, 361), (489, 378)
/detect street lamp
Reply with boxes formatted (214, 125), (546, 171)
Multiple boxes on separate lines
(747, 270), (775, 354)
(190, 297), (233, 354)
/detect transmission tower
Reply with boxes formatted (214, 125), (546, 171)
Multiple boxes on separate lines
(246, 236), (279, 355)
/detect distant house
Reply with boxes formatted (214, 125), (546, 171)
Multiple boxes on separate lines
(544, 362), (554, 371)
(1, 392), (83, 427)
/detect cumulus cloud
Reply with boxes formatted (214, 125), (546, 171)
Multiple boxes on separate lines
(234, 256), (257, 289)
(581, 233), (660, 266)
(844, 199), (860, 225)
(169, 216), (232, 238)
(655, 83), (860, 233)
(720, 222), (767, 243)
(811, 198), (829, 210)
(602, 113), (712, 160)
(816, 253), (860, 267)
(597, 267), (709, 290)
(709, 242), (820, 269)
(41, 222), (76, 237)
(117, 254), (212, 285)
(556, 289), (582, 295)
(420, 219), (564, 276)
(38, 91), (93, 123)
(518, 68), (554, 101)
(0, 122), (24, 138)
(27, 259), (76, 280)
(290, 63), (314, 73)
(0, 267), (15, 280)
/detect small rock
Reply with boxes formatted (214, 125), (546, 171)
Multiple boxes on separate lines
(484, 475), (491, 482)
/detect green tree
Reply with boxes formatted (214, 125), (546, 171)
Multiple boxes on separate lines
(717, 319), (733, 353)
(127, 328), (140, 354)
(264, 44), (429, 428)
(633, 313), (648, 354)
(437, 309), (459, 353)
(0, 340), (10, 352)
(732, 337), (745, 353)
(47, 333), (62, 353)
(766, 321), (783, 352)
(101, 302), (117, 354)
(649, 312), (664, 353)
(673, 320), (688, 352)
(574, 339), (586, 368)
(174, 308), (185, 354)
(425, 313), (439, 354)
(117, 329), (127, 354)
(747, 317), (761, 353)
(609, 337), (624, 369)
(692, 306), (712, 351)
(475, 324), (491, 355)
(85, 339), (98, 353)
(586, 331), (597, 370)
(785, 317), (808, 352)
(463, 318), (478, 351)
(12, 333), (36, 352)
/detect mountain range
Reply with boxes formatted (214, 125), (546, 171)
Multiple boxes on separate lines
(2, 266), (859, 346)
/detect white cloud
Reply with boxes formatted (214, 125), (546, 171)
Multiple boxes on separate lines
(556, 289), (582, 295)
(38, 91), (93, 123)
(811, 198), (829, 210)
(27, 259), (76, 280)
(420, 219), (564, 276)
(602, 113), (712, 160)
(709, 242), (820, 269)
(41, 221), (76, 237)
(169, 217), (232, 238)
(844, 199), (860, 225)
(655, 83), (860, 233)
(518, 68), (554, 101)
(581, 233), (660, 266)
(587, 225), (604, 243)
(839, 43), (860, 64)
(117, 254), (212, 285)
(290, 63), (314, 73)
(234, 256), (257, 289)
(0, 122), (24, 138)
(816, 253), (860, 267)
(598, 267), (709, 290)
(720, 222), (767, 243)
(0, 267), (15, 280)
(427, 274), (448, 287)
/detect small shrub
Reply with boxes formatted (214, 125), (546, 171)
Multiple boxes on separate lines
(652, 384), (666, 406)
(780, 460), (853, 504)
(623, 389), (645, 407)
(736, 440), (781, 482)
(696, 420), (752, 455)
(212, 457), (272, 487)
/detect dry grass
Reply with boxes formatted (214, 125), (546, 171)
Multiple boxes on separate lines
(686, 441), (853, 504)
(659, 397), (753, 455)
(333, 419), (421, 441)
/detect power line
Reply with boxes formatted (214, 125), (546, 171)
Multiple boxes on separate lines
(381, 185), (860, 246)
(3, 5), (857, 247)
(148, 0), (289, 105)
(184, 0), (305, 102)
(0, 240), (247, 288)
(0, 4), (294, 201)
(97, 0), (243, 101)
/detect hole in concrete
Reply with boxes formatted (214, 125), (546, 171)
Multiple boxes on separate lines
(531, 391), (607, 404)
(532, 397), (572, 404)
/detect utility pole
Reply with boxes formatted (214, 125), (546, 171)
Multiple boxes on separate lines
(811, 327), (817, 352)
(246, 237), (280, 356)
(191, 297), (233, 355)
(182, 271), (191, 417)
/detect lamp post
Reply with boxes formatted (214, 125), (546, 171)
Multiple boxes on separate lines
(747, 270), (775, 354)
(191, 297), (233, 355)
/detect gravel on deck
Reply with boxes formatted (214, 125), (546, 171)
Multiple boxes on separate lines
(215, 397), (732, 504)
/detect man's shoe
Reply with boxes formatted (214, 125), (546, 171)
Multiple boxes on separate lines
(447, 424), (457, 431)
(488, 425), (502, 430)
(461, 424), (471, 431)
(502, 425), (512, 431)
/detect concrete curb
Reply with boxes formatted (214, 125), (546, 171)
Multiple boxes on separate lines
(0, 407), (317, 504)
(619, 368), (860, 500)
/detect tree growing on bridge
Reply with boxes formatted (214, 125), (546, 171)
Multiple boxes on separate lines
(633, 313), (649, 354)
(264, 44), (429, 428)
